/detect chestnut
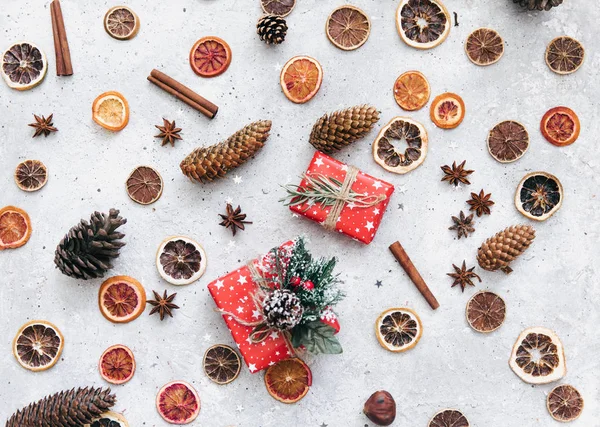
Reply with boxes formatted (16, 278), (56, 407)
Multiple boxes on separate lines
(363, 390), (396, 426)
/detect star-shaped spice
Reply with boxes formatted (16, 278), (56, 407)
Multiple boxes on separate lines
(219, 204), (252, 236)
(447, 261), (481, 292)
(29, 114), (58, 138)
(441, 160), (474, 186)
(467, 189), (494, 216)
(449, 211), (475, 239)
(147, 290), (180, 320)
(155, 118), (182, 147)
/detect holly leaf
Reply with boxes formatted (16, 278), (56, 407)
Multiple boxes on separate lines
(291, 321), (342, 354)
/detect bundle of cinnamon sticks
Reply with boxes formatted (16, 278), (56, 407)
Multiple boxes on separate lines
(50, 0), (73, 76)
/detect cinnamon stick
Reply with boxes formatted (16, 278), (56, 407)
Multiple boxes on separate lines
(50, 3), (65, 75)
(50, 0), (73, 76)
(389, 241), (440, 310)
(148, 69), (218, 119)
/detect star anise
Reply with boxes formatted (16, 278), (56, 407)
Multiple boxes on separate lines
(147, 290), (180, 320)
(29, 114), (58, 138)
(447, 261), (481, 292)
(155, 118), (182, 147)
(449, 211), (475, 239)
(441, 160), (474, 186)
(219, 204), (252, 236)
(467, 189), (495, 216)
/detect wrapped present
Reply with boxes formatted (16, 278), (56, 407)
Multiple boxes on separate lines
(207, 238), (343, 373)
(282, 151), (394, 244)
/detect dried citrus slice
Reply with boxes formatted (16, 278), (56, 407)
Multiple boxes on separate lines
(509, 327), (566, 384)
(14, 159), (47, 192)
(396, 0), (450, 50)
(261, 0), (296, 17)
(203, 344), (241, 385)
(126, 165), (163, 205)
(545, 36), (584, 75)
(12, 320), (63, 372)
(92, 91), (129, 131)
(394, 71), (430, 111)
(487, 120), (529, 163)
(189, 37), (232, 77)
(99, 344), (136, 385)
(156, 236), (207, 285)
(429, 409), (470, 427)
(541, 106), (580, 147)
(104, 6), (140, 40)
(87, 411), (130, 427)
(376, 307), (422, 352)
(264, 358), (312, 404)
(547, 385), (584, 422)
(98, 275), (146, 323)
(280, 56), (323, 104)
(0, 206), (32, 250)
(466, 291), (506, 333)
(372, 117), (428, 174)
(515, 172), (563, 221)
(430, 93), (465, 129)
(465, 28), (504, 66)
(1, 42), (47, 90)
(156, 381), (200, 424)
(326, 5), (371, 51)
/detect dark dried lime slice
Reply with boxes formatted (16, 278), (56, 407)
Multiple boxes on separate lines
(515, 172), (563, 221)
(373, 117), (428, 174)
(545, 36), (584, 75)
(14, 160), (47, 192)
(1, 42), (47, 90)
(487, 120), (529, 163)
(547, 385), (584, 422)
(156, 236), (207, 285)
(260, 0), (296, 17)
(429, 409), (469, 427)
(466, 291), (506, 333)
(104, 6), (140, 40)
(397, 0), (450, 49)
(13, 320), (63, 371)
(126, 166), (163, 205)
(326, 6), (371, 51)
(203, 344), (241, 385)
(465, 28), (504, 66)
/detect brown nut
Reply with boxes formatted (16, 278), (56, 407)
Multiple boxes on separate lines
(363, 390), (396, 426)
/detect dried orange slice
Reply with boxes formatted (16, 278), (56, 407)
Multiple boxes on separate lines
(515, 171), (563, 222)
(203, 344), (241, 385)
(396, 0), (450, 50)
(1, 42), (47, 91)
(541, 106), (580, 147)
(189, 37), (232, 78)
(156, 381), (200, 424)
(465, 28), (504, 66)
(466, 291), (506, 333)
(0, 206), (32, 250)
(156, 236), (207, 285)
(280, 56), (323, 104)
(394, 71), (430, 111)
(265, 358), (312, 404)
(104, 6), (140, 40)
(376, 308), (422, 352)
(92, 91), (129, 131)
(487, 120), (529, 163)
(14, 160), (47, 192)
(326, 5), (371, 51)
(546, 36), (584, 75)
(547, 385), (584, 422)
(430, 93), (465, 129)
(429, 409), (470, 427)
(126, 165), (163, 205)
(13, 320), (63, 371)
(261, 0), (296, 17)
(509, 327), (566, 384)
(372, 117), (428, 174)
(88, 411), (130, 427)
(99, 344), (136, 385)
(98, 275), (146, 323)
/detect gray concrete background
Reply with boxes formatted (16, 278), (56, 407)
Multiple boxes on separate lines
(1, 0), (599, 425)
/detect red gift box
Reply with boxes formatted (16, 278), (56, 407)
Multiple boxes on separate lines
(207, 240), (340, 373)
(288, 151), (394, 244)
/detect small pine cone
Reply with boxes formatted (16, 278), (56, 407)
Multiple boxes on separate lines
(477, 225), (536, 274)
(257, 14), (288, 45)
(309, 105), (380, 153)
(6, 386), (116, 427)
(263, 289), (304, 330)
(513, 0), (563, 11)
(180, 120), (271, 183)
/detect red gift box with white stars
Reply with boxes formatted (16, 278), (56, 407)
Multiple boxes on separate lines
(289, 151), (395, 244)
(207, 240), (340, 373)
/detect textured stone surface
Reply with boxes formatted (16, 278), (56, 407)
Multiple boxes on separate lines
(1, 0), (598, 426)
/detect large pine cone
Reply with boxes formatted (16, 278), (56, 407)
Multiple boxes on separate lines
(54, 209), (126, 280)
(309, 105), (380, 153)
(513, 0), (563, 11)
(257, 15), (287, 45)
(263, 289), (304, 330)
(180, 120), (271, 183)
(6, 387), (116, 427)
(477, 225), (535, 274)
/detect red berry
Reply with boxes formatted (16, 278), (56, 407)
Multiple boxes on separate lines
(303, 280), (315, 291)
(290, 276), (302, 287)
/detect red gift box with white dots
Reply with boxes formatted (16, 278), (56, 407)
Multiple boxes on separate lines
(289, 151), (395, 244)
(207, 240), (340, 373)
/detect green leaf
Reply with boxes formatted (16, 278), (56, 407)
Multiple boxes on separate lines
(292, 321), (342, 355)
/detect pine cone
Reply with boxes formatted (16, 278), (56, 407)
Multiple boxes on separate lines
(257, 15), (288, 45)
(513, 0), (563, 11)
(309, 105), (380, 153)
(263, 289), (304, 330)
(180, 120), (271, 183)
(477, 225), (535, 274)
(6, 386), (116, 427)
(54, 209), (126, 280)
